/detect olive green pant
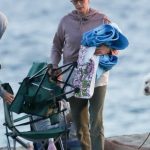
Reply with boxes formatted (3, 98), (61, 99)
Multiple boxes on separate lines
(69, 86), (107, 150)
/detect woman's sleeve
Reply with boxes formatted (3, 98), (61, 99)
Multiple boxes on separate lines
(50, 19), (65, 68)
(0, 85), (6, 98)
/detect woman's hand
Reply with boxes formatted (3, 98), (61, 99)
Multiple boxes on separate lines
(48, 67), (62, 87)
(94, 45), (111, 56)
(3, 91), (14, 104)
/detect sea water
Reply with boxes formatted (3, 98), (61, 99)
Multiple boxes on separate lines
(0, 0), (150, 147)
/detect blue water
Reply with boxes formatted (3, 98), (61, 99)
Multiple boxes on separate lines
(1, 0), (150, 147)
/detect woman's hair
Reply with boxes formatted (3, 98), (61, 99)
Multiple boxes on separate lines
(0, 12), (8, 39)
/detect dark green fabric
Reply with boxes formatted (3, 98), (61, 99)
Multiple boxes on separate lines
(7, 126), (66, 141)
(18, 126), (66, 140)
(10, 62), (63, 117)
(2, 82), (67, 145)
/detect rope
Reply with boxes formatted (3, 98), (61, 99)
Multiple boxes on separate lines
(138, 132), (150, 149)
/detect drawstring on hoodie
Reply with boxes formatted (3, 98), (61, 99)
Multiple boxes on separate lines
(79, 14), (89, 35)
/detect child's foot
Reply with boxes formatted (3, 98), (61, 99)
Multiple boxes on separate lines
(47, 141), (57, 150)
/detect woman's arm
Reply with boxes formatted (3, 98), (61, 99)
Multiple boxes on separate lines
(50, 19), (65, 68)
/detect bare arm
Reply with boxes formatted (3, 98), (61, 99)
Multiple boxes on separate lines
(0, 85), (14, 104)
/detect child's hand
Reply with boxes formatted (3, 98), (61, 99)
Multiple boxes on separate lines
(3, 91), (14, 104)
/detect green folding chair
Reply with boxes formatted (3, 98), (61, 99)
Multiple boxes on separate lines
(2, 61), (78, 150)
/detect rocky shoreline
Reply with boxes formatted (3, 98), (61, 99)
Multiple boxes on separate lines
(105, 132), (150, 150)
(0, 133), (150, 150)
(108, 133), (150, 148)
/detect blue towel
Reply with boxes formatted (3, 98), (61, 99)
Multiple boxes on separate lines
(99, 54), (118, 71)
(81, 23), (129, 50)
(96, 54), (118, 79)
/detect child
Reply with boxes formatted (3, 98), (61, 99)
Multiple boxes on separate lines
(0, 12), (14, 104)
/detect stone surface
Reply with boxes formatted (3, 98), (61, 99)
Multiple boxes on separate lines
(105, 133), (150, 150)
(108, 133), (150, 148)
(0, 133), (150, 150)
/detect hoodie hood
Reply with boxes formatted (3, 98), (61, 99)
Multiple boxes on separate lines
(69, 8), (101, 22)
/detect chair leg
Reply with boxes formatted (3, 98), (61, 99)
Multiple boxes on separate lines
(59, 138), (64, 150)
(55, 137), (65, 150)
(63, 110), (69, 150)
(5, 126), (29, 150)
(13, 138), (16, 150)
(5, 126), (12, 150)
(6, 135), (11, 150)
(15, 137), (29, 149)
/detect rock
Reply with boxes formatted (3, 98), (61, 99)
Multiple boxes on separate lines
(105, 133), (150, 150)
(0, 133), (150, 150)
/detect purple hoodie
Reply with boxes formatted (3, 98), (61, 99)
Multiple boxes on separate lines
(50, 8), (110, 67)
(50, 8), (110, 86)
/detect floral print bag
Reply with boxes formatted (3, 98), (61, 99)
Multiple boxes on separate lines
(73, 46), (99, 99)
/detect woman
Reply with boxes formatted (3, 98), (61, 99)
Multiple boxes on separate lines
(0, 12), (14, 104)
(50, 0), (116, 149)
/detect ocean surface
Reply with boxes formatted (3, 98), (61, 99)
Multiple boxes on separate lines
(0, 0), (150, 147)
